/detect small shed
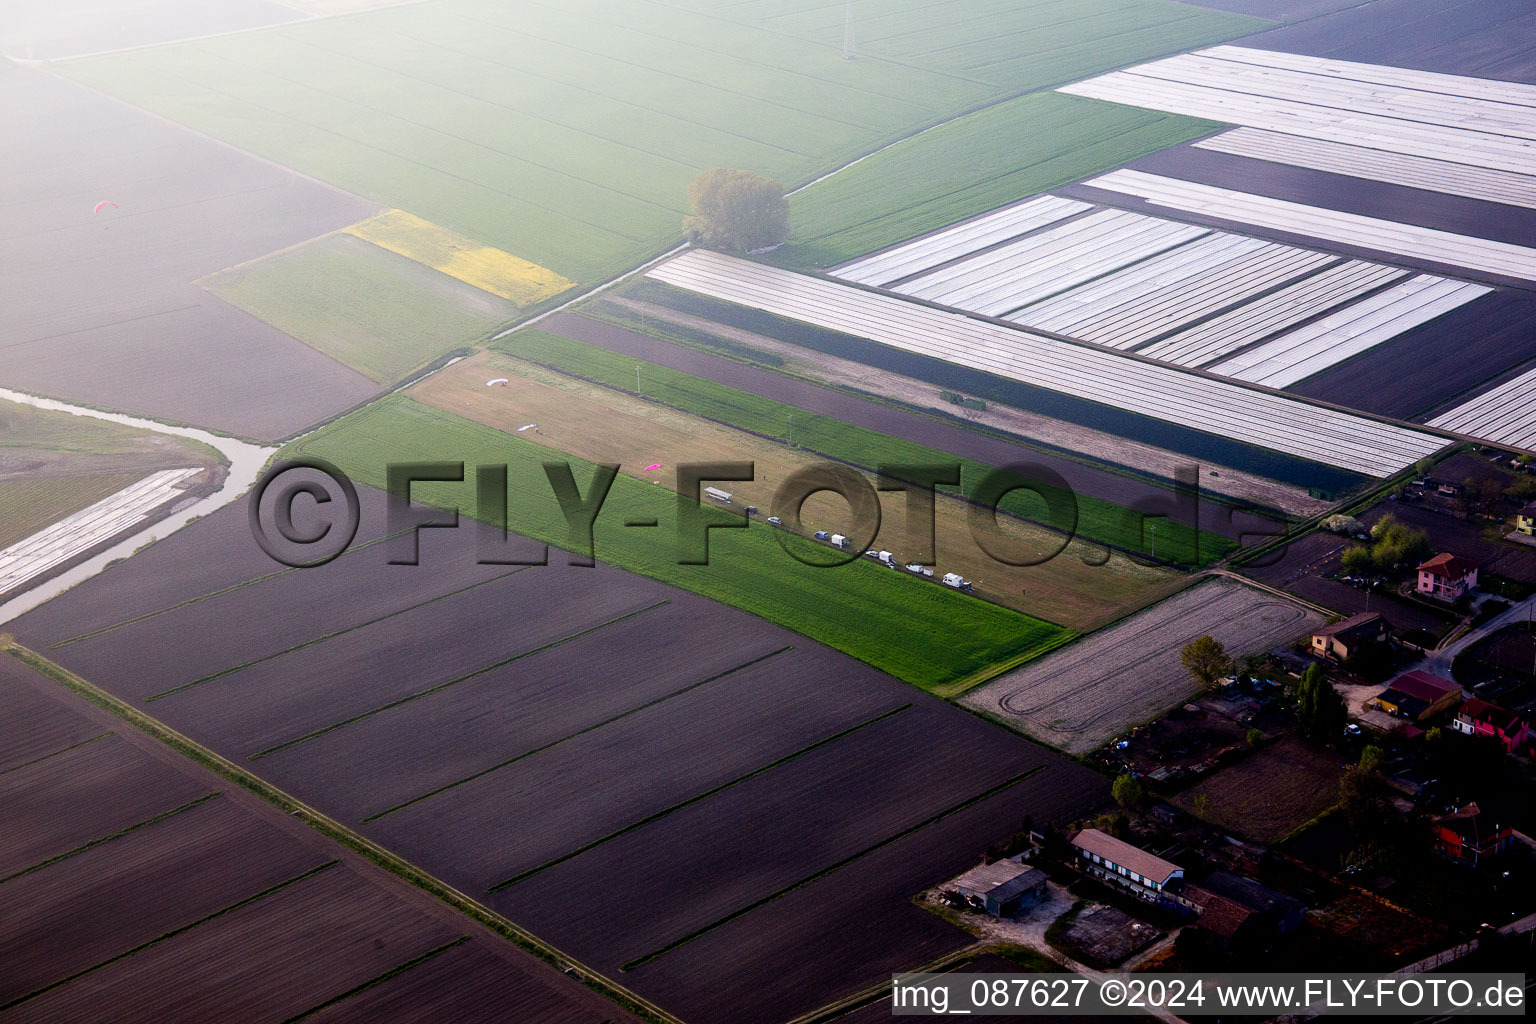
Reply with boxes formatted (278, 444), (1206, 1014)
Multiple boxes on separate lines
(949, 862), (1048, 917)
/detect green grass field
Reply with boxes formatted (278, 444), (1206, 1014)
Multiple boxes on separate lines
(781, 93), (1223, 268)
(286, 395), (1074, 690)
(498, 327), (1233, 565)
(60, 0), (1260, 290)
(0, 474), (144, 550)
(202, 234), (518, 383)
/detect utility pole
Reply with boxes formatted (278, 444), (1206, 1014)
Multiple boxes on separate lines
(786, 413), (793, 446)
(842, 1), (856, 61)
(636, 364), (641, 395)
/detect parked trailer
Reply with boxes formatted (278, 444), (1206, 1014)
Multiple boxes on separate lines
(830, 534), (851, 549)
(704, 486), (733, 504)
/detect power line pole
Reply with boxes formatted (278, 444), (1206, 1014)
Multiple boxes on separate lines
(843, 1), (856, 61)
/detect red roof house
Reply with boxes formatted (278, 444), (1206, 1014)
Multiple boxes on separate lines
(1434, 803), (1514, 864)
(1453, 698), (1531, 753)
(1417, 553), (1479, 601)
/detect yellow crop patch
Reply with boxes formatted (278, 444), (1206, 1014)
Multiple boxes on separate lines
(344, 210), (574, 307)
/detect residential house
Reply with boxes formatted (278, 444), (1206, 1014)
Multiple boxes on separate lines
(1416, 553), (1479, 601)
(1516, 502), (1536, 537)
(1434, 802), (1515, 864)
(948, 861), (1048, 917)
(1070, 829), (1183, 902)
(1369, 670), (1462, 722)
(1452, 698), (1531, 754)
(1310, 612), (1390, 662)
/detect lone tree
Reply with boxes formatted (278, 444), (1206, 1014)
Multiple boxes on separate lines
(683, 168), (789, 253)
(1181, 635), (1233, 689)
(1111, 773), (1144, 810)
(1296, 663), (1347, 742)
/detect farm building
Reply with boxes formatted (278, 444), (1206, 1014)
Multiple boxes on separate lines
(1434, 803), (1516, 865)
(1309, 612), (1390, 662)
(1416, 553), (1479, 601)
(1516, 502), (1536, 537)
(1175, 872), (1306, 949)
(1452, 698), (1531, 754)
(1369, 670), (1463, 722)
(1071, 829), (1183, 902)
(947, 861), (1048, 917)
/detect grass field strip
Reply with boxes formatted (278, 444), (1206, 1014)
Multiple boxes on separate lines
(1083, 169), (1536, 282)
(0, 469), (200, 598)
(618, 764), (1047, 972)
(1061, 46), (1536, 181)
(363, 645), (794, 823)
(487, 702), (913, 892)
(828, 189), (1462, 381)
(0, 860), (342, 1012)
(646, 250), (1447, 476)
(249, 600), (673, 760)
(1196, 128), (1536, 211)
(1208, 276), (1491, 387)
(144, 567), (536, 702)
(1430, 364), (1536, 451)
(343, 210), (575, 306)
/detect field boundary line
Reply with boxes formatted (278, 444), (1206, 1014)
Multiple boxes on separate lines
(487, 700), (913, 891)
(278, 935), (471, 1024)
(249, 599), (674, 760)
(145, 565), (533, 701)
(0, 860), (341, 1012)
(365, 643), (796, 823)
(1, 641), (681, 1024)
(620, 764), (1048, 971)
(0, 730), (113, 777)
(50, 526), (430, 650)
(0, 790), (221, 885)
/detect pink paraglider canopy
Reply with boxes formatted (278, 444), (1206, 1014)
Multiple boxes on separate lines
(93, 200), (117, 214)
(644, 464), (662, 471)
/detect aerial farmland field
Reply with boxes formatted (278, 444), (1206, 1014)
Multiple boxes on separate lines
(0, 655), (642, 1023)
(0, 68), (379, 440)
(52, 0), (1262, 292)
(7, 486), (1110, 1024)
(962, 578), (1325, 752)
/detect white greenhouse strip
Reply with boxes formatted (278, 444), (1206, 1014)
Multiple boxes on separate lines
(0, 468), (200, 596)
(1430, 367), (1536, 451)
(831, 196), (1091, 287)
(1083, 170), (1536, 282)
(1201, 46), (1536, 110)
(1209, 277), (1491, 387)
(1009, 233), (1269, 333)
(897, 210), (1208, 317)
(1196, 129), (1536, 211)
(1133, 53), (1536, 139)
(1141, 261), (1408, 367)
(646, 250), (1447, 477)
(1015, 239), (1332, 349)
(1058, 74), (1536, 176)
